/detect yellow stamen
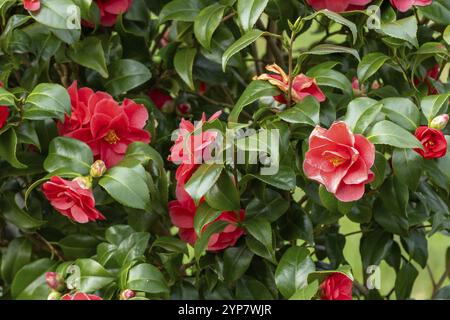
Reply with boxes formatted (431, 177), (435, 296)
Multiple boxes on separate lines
(104, 130), (120, 144)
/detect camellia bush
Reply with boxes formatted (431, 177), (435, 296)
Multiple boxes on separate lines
(0, 0), (449, 301)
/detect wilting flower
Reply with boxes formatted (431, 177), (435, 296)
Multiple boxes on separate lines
(307, 0), (372, 12)
(254, 64), (325, 104)
(169, 112), (222, 165)
(23, 0), (40, 11)
(414, 126), (447, 159)
(42, 176), (105, 223)
(414, 64), (440, 95)
(303, 122), (375, 202)
(61, 292), (103, 300)
(0, 106), (9, 130)
(148, 88), (175, 112)
(390, 0), (432, 12)
(169, 199), (246, 251)
(430, 114), (449, 131)
(59, 81), (151, 168)
(320, 273), (353, 300)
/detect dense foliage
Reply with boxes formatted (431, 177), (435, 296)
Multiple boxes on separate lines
(0, 0), (449, 300)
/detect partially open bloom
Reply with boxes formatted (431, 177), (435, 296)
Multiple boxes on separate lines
(45, 272), (65, 292)
(307, 0), (372, 12)
(61, 292), (103, 300)
(148, 88), (174, 112)
(414, 126), (447, 159)
(254, 64), (325, 104)
(95, 0), (133, 27)
(42, 176), (105, 223)
(303, 122), (375, 202)
(23, 0), (40, 11)
(320, 273), (353, 300)
(169, 199), (246, 251)
(0, 106), (9, 129)
(59, 81), (151, 168)
(430, 114), (449, 131)
(169, 112), (222, 165)
(390, 0), (432, 12)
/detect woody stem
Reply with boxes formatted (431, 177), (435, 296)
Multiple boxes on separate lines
(287, 32), (296, 107)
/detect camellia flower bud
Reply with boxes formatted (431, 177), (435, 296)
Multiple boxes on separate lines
(120, 289), (136, 300)
(72, 176), (92, 190)
(47, 291), (62, 300)
(430, 114), (449, 130)
(176, 103), (192, 116)
(45, 272), (65, 292)
(90, 160), (107, 178)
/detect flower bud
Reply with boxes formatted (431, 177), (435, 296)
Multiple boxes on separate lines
(176, 103), (192, 116)
(45, 272), (65, 292)
(47, 290), (62, 300)
(90, 160), (107, 178)
(430, 114), (449, 130)
(73, 176), (92, 189)
(120, 289), (136, 300)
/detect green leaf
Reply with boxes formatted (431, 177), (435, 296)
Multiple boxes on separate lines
(237, 0), (269, 32)
(185, 163), (224, 205)
(30, 0), (81, 30)
(151, 237), (188, 255)
(0, 193), (46, 231)
(223, 246), (254, 283)
(59, 234), (99, 260)
(401, 230), (428, 268)
(381, 98), (420, 131)
(275, 246), (315, 298)
(318, 9), (358, 44)
(104, 59), (151, 96)
(115, 232), (150, 266)
(343, 98), (383, 134)
(67, 36), (108, 77)
(360, 230), (393, 269)
(245, 191), (289, 222)
(127, 263), (169, 295)
(379, 16), (418, 47)
(194, 3), (226, 50)
(444, 25), (450, 45)
(11, 258), (56, 300)
(370, 151), (387, 189)
(419, 0), (450, 25)
(367, 120), (423, 149)
(241, 165), (296, 191)
(205, 172), (240, 211)
(289, 280), (319, 300)
(236, 277), (273, 300)
(99, 165), (150, 210)
(392, 148), (424, 190)
(159, 0), (201, 23)
(124, 142), (164, 168)
(229, 80), (279, 123)
(0, 86), (16, 106)
(278, 96), (320, 126)
(357, 52), (390, 83)
(306, 68), (352, 95)
(0, 129), (27, 169)
(174, 48), (197, 90)
(300, 44), (360, 62)
(395, 262), (419, 299)
(23, 83), (71, 121)
(1, 238), (32, 284)
(194, 220), (228, 261)
(244, 218), (275, 262)
(75, 258), (115, 292)
(44, 137), (93, 174)
(421, 93), (450, 123)
(193, 202), (222, 235)
(222, 29), (265, 72)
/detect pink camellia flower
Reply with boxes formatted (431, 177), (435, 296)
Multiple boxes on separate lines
(175, 163), (199, 204)
(320, 273), (353, 300)
(23, 0), (40, 11)
(414, 126), (447, 159)
(169, 111), (222, 165)
(42, 176), (105, 223)
(307, 0), (372, 12)
(169, 199), (246, 251)
(254, 64), (326, 104)
(61, 292), (103, 300)
(390, 0), (432, 12)
(59, 81), (151, 168)
(0, 106), (9, 129)
(303, 121), (375, 202)
(148, 88), (174, 111)
(45, 272), (65, 291)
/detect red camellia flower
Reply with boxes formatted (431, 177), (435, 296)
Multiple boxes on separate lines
(169, 199), (246, 251)
(61, 292), (103, 300)
(148, 88), (174, 111)
(0, 106), (9, 129)
(95, 0), (133, 26)
(414, 126), (447, 159)
(390, 0), (432, 12)
(320, 273), (353, 300)
(303, 121), (375, 202)
(169, 111), (222, 165)
(42, 176), (105, 223)
(414, 64), (440, 95)
(59, 81), (151, 168)
(307, 0), (372, 12)
(254, 64), (325, 104)
(23, 0), (40, 11)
